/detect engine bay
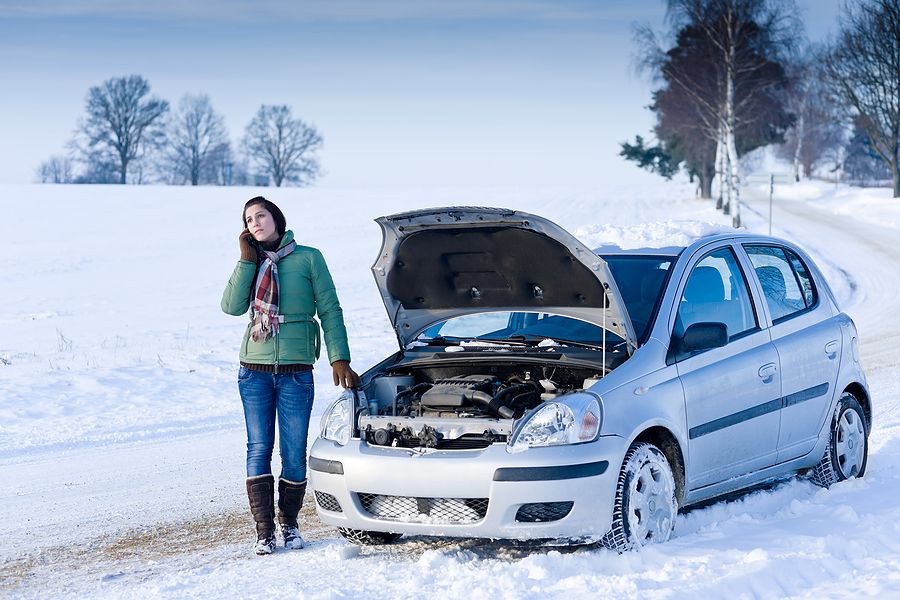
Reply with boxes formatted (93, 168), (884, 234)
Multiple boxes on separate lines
(357, 363), (602, 450)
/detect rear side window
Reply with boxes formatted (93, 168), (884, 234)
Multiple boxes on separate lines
(674, 247), (758, 342)
(744, 245), (817, 323)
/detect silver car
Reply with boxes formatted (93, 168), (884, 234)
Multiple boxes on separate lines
(309, 207), (871, 551)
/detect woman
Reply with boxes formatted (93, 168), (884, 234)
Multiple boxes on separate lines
(221, 196), (359, 555)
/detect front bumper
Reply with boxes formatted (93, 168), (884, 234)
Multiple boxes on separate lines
(308, 435), (624, 540)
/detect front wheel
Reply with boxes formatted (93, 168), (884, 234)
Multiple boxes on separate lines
(338, 528), (402, 545)
(810, 393), (868, 488)
(601, 442), (678, 553)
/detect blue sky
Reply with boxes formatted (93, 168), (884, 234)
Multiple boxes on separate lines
(0, 0), (842, 188)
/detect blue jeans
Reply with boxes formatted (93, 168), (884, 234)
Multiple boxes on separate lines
(238, 366), (315, 482)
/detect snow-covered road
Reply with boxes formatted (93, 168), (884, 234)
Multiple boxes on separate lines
(2, 178), (899, 599)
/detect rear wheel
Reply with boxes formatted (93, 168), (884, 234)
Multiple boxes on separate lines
(810, 393), (868, 488)
(601, 442), (677, 553)
(338, 528), (402, 545)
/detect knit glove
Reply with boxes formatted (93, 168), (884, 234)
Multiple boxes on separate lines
(239, 229), (258, 263)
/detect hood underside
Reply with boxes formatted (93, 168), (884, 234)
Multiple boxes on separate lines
(372, 207), (636, 351)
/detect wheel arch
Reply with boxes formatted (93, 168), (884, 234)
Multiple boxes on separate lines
(632, 426), (686, 505)
(844, 382), (871, 430)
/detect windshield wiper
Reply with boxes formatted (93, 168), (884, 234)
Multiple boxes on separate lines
(414, 336), (524, 348)
(503, 334), (606, 350)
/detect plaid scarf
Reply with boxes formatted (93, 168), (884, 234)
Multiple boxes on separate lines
(250, 240), (297, 342)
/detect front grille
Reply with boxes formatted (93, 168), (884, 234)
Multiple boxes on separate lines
(515, 501), (574, 523)
(381, 433), (504, 450)
(357, 493), (488, 523)
(315, 491), (343, 513)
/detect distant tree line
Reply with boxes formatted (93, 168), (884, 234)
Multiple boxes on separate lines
(623, 0), (900, 219)
(36, 75), (323, 188)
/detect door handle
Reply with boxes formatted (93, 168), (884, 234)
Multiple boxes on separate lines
(758, 363), (778, 382)
(825, 340), (839, 359)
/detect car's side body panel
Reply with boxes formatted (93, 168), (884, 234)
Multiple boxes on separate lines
(821, 312), (871, 436)
(591, 341), (689, 471)
(678, 331), (782, 488)
(770, 314), (843, 460)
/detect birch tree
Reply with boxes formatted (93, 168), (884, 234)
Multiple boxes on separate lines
(630, 2), (794, 215)
(665, 0), (798, 227)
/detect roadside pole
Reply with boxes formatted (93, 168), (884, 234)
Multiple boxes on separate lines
(746, 172), (792, 235)
(769, 173), (774, 235)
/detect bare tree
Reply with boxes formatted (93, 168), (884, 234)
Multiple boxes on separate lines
(165, 94), (231, 185)
(824, 0), (900, 197)
(36, 155), (74, 183)
(778, 50), (845, 181)
(781, 54), (812, 181)
(203, 142), (231, 186)
(242, 105), (322, 187)
(72, 149), (120, 184)
(73, 75), (169, 184)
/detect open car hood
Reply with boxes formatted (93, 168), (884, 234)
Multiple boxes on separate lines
(372, 207), (636, 353)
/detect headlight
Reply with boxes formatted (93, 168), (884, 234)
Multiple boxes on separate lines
(320, 391), (353, 445)
(507, 393), (601, 452)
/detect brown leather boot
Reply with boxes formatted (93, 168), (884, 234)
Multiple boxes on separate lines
(246, 474), (276, 555)
(277, 478), (307, 549)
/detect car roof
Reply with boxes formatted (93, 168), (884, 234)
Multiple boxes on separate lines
(594, 231), (785, 258)
(596, 246), (684, 257)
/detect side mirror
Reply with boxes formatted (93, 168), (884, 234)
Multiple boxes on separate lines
(682, 322), (728, 352)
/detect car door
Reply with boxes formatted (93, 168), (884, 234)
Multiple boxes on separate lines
(674, 245), (781, 490)
(743, 244), (842, 462)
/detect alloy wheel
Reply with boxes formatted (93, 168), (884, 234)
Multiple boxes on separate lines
(835, 407), (865, 478)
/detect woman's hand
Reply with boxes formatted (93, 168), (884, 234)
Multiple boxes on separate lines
(239, 229), (257, 262)
(332, 360), (361, 388)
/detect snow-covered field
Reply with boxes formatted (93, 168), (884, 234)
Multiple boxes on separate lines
(2, 170), (899, 598)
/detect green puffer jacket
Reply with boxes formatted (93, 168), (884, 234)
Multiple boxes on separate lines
(221, 231), (351, 366)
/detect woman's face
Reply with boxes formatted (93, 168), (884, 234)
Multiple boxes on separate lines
(244, 204), (280, 243)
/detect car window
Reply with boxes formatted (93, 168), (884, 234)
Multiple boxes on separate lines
(674, 247), (757, 342)
(744, 245), (816, 323)
(786, 249), (816, 307)
(602, 255), (674, 342)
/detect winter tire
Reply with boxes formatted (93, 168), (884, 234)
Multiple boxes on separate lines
(601, 442), (677, 553)
(338, 528), (402, 545)
(810, 393), (868, 488)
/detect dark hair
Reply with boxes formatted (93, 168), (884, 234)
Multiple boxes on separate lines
(243, 196), (286, 236)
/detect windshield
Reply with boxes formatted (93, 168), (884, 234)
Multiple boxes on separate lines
(413, 311), (624, 348)
(601, 255), (675, 341)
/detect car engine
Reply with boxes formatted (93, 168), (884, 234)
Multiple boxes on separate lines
(357, 365), (600, 449)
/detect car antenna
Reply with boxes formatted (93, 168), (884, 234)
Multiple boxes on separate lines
(602, 285), (607, 374)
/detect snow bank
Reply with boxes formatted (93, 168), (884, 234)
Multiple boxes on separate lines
(577, 220), (734, 253)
